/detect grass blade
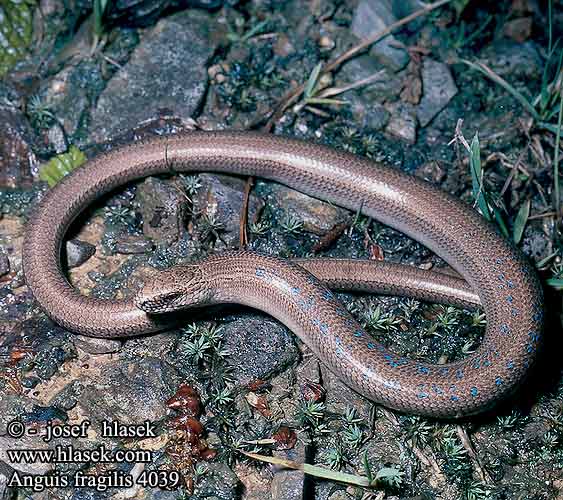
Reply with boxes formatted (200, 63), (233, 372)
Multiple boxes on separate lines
(547, 278), (563, 289)
(554, 91), (563, 213)
(468, 133), (491, 220)
(461, 60), (540, 121)
(513, 199), (531, 244)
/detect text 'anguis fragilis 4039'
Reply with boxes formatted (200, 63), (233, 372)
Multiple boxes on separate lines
(22, 131), (544, 418)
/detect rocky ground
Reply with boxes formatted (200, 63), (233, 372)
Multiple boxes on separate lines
(1, 0), (563, 498)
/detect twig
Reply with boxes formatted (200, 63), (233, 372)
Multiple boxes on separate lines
(456, 425), (493, 484)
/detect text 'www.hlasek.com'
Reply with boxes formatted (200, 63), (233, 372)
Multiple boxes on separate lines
(3, 419), (182, 492)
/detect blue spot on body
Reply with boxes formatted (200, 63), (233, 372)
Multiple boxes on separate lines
(507, 360), (514, 369)
(507, 280), (514, 288)
(506, 295), (514, 304)
(417, 392), (429, 399)
(473, 359), (481, 369)
(367, 342), (376, 349)
(418, 365), (430, 375)
(483, 360), (491, 367)
(500, 323), (510, 334)
(528, 331), (540, 343)
(526, 344), (534, 353)
(354, 330), (363, 338)
(255, 267), (266, 277)
(456, 369), (464, 380)
(451, 395), (459, 401)
(439, 367), (449, 376)
(291, 286), (300, 295)
(322, 290), (334, 301)
(495, 377), (503, 385)
(470, 387), (479, 397)
(297, 297), (314, 311)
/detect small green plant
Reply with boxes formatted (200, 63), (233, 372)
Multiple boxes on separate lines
(342, 424), (364, 449)
(375, 467), (404, 489)
(362, 305), (402, 332)
(297, 400), (326, 429)
(39, 146), (87, 187)
(436, 306), (460, 331)
(324, 444), (347, 470)
(249, 219), (272, 236)
(280, 213), (303, 235)
(497, 410), (523, 430)
(179, 174), (202, 198)
(212, 387), (234, 406)
(27, 95), (55, 129)
(465, 481), (491, 500)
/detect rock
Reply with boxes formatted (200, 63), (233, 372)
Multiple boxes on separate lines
(191, 463), (240, 500)
(49, 381), (83, 411)
(349, 95), (390, 131)
(18, 319), (77, 381)
(114, 234), (155, 254)
(0, 463), (14, 500)
(77, 357), (182, 424)
(72, 335), (122, 354)
(0, 249), (9, 277)
(503, 17), (533, 43)
(46, 123), (68, 154)
(271, 442), (309, 500)
(137, 177), (186, 245)
(106, 0), (232, 27)
(66, 239), (96, 268)
(416, 59), (458, 127)
(351, 0), (413, 71)
(269, 185), (349, 235)
(221, 315), (300, 387)
(0, 106), (37, 187)
(194, 173), (264, 247)
(385, 102), (417, 144)
(88, 10), (215, 143)
(0, 395), (55, 475)
(480, 40), (542, 80)
(38, 61), (102, 144)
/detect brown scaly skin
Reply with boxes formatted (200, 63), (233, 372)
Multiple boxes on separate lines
(22, 131), (544, 418)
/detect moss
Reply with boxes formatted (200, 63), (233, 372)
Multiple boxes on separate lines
(0, 0), (35, 76)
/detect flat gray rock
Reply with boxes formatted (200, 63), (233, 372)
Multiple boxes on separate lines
(351, 0), (411, 71)
(88, 10), (214, 143)
(78, 357), (181, 423)
(416, 58), (458, 127)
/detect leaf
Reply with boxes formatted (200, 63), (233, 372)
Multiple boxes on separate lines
(513, 200), (531, 245)
(304, 63), (323, 100)
(240, 451), (374, 488)
(39, 146), (87, 187)
(0, 0), (35, 76)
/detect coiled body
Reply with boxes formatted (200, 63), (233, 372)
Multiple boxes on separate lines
(22, 131), (544, 417)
